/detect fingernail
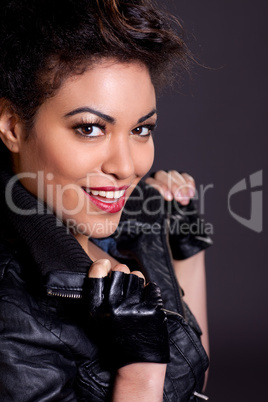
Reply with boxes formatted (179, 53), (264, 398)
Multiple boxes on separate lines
(188, 188), (195, 198)
(175, 191), (183, 201)
(175, 191), (190, 205)
(165, 191), (173, 201)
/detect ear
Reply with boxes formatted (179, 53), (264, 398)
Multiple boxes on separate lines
(0, 101), (25, 153)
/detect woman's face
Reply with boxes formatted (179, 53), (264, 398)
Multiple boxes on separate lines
(14, 61), (156, 243)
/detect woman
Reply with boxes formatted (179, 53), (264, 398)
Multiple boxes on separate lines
(0, 0), (211, 400)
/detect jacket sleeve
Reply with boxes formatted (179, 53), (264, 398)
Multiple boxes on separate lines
(167, 199), (213, 260)
(0, 292), (115, 402)
(0, 298), (79, 402)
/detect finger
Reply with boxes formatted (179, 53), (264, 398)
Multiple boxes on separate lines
(130, 271), (146, 286)
(180, 172), (195, 187)
(145, 177), (173, 201)
(84, 277), (107, 313)
(111, 269), (145, 305)
(147, 170), (174, 200)
(88, 258), (111, 278)
(153, 170), (188, 203)
(174, 181), (195, 205)
(111, 263), (130, 274)
(124, 273), (144, 304)
(180, 172), (196, 197)
(168, 170), (194, 205)
(130, 270), (146, 285)
(147, 170), (195, 204)
(153, 170), (172, 192)
(109, 270), (126, 305)
(143, 282), (163, 308)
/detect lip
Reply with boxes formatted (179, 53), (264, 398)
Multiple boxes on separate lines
(82, 185), (129, 213)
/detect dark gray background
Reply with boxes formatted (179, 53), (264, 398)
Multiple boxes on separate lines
(153, 1), (267, 401)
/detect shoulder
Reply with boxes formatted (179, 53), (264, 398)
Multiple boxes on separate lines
(0, 242), (39, 322)
(0, 242), (50, 335)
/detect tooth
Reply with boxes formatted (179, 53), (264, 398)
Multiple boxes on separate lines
(88, 189), (125, 199)
(106, 191), (114, 199)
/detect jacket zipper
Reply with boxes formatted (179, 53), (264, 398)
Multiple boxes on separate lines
(47, 289), (82, 299)
(162, 216), (186, 317)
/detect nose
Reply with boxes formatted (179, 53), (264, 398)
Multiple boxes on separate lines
(101, 134), (135, 180)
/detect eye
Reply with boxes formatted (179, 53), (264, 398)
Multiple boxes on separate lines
(74, 124), (105, 138)
(131, 124), (155, 137)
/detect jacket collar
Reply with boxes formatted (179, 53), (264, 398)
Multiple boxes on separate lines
(0, 168), (91, 280)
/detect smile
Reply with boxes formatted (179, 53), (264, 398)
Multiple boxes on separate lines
(83, 188), (125, 202)
(82, 186), (128, 213)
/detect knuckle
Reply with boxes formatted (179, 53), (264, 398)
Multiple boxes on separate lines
(131, 270), (145, 280)
(170, 170), (184, 182)
(88, 259), (111, 278)
(183, 173), (195, 183)
(154, 170), (166, 179)
(145, 177), (153, 184)
(112, 264), (130, 274)
(178, 182), (189, 191)
(146, 178), (161, 189)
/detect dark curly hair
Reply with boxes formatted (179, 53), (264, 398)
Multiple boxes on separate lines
(0, 0), (191, 129)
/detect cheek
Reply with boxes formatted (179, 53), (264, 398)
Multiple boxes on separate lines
(38, 139), (100, 180)
(133, 140), (155, 177)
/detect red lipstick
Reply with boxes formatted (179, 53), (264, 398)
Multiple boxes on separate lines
(82, 186), (128, 213)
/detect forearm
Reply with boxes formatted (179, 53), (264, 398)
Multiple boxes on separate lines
(112, 363), (167, 402)
(173, 251), (209, 354)
(173, 251), (209, 389)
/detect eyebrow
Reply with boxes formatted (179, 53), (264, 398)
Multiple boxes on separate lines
(64, 107), (157, 125)
(64, 107), (115, 124)
(137, 109), (157, 124)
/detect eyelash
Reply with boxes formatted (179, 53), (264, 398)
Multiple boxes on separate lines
(132, 124), (156, 137)
(73, 118), (106, 138)
(72, 120), (157, 139)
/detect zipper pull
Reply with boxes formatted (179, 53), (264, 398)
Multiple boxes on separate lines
(193, 391), (209, 400)
(161, 308), (184, 319)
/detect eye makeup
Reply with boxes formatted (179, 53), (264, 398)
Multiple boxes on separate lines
(69, 112), (157, 140)
(131, 123), (157, 137)
(72, 117), (106, 138)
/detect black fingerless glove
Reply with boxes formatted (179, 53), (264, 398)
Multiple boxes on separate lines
(84, 271), (170, 368)
(149, 171), (212, 260)
(168, 199), (212, 260)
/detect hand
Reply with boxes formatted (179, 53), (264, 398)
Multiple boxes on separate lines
(145, 170), (195, 205)
(85, 259), (170, 369)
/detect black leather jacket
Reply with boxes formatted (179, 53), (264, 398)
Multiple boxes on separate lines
(0, 171), (211, 401)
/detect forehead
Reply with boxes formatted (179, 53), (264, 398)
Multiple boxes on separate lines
(44, 61), (156, 120)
